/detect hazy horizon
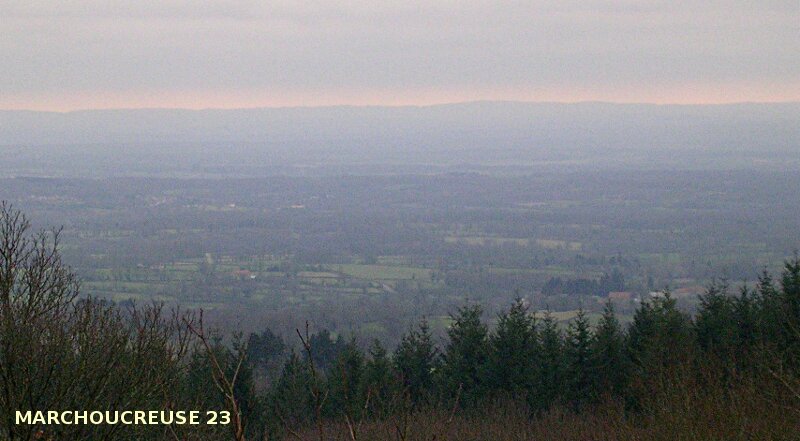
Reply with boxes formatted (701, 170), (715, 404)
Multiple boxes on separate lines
(3, 1), (798, 110)
(2, 101), (798, 177)
(4, 98), (800, 114)
(3, 3), (800, 440)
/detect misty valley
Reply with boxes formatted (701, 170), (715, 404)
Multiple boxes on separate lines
(2, 104), (800, 441)
(2, 169), (797, 342)
(3, 0), (800, 438)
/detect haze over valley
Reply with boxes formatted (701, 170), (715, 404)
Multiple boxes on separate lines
(2, 102), (798, 177)
(3, 1), (800, 439)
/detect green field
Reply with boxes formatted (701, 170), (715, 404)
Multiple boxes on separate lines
(327, 264), (433, 281)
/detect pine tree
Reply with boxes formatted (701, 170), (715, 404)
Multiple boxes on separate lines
(733, 284), (759, 369)
(781, 255), (800, 309)
(534, 310), (564, 410)
(695, 279), (738, 364)
(779, 256), (800, 365)
(269, 351), (316, 429)
(246, 328), (286, 375)
(565, 309), (593, 408)
(362, 339), (399, 417)
(487, 298), (538, 398)
(757, 268), (782, 344)
(394, 318), (438, 404)
(440, 304), (489, 405)
(307, 329), (347, 371)
(591, 301), (627, 399)
(326, 339), (366, 419)
(627, 292), (693, 375)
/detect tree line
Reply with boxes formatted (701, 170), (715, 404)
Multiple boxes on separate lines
(1, 203), (799, 440)
(242, 260), (799, 439)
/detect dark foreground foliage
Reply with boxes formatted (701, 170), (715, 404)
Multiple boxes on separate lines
(261, 265), (800, 441)
(1, 204), (799, 440)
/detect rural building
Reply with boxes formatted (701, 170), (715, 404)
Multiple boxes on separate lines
(608, 291), (633, 302)
(672, 286), (706, 298)
(232, 269), (256, 279)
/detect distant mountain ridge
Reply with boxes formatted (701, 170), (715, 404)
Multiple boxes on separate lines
(1, 101), (797, 148)
(0, 102), (798, 176)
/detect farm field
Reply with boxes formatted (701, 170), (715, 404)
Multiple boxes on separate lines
(1, 171), (796, 342)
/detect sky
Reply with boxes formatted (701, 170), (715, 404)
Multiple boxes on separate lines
(1, 0), (798, 111)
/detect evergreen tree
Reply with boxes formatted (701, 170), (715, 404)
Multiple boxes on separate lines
(267, 351), (316, 433)
(779, 256), (800, 365)
(782, 255), (800, 311)
(533, 310), (564, 410)
(756, 268), (782, 344)
(695, 280), (738, 364)
(246, 328), (286, 378)
(487, 298), (539, 398)
(565, 309), (593, 408)
(732, 284), (759, 369)
(326, 339), (366, 419)
(394, 318), (438, 404)
(362, 339), (399, 417)
(627, 292), (693, 376)
(184, 333), (259, 431)
(591, 301), (627, 399)
(440, 305), (490, 405)
(307, 329), (347, 371)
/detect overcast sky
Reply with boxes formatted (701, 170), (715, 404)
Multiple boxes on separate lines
(1, 0), (798, 110)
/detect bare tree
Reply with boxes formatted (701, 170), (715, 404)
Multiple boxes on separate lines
(185, 309), (248, 441)
(0, 203), (198, 441)
(296, 322), (329, 441)
(0, 202), (80, 440)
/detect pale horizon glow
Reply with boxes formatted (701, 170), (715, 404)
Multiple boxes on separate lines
(2, 1), (798, 112)
(5, 82), (799, 112)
